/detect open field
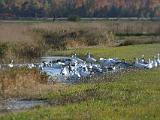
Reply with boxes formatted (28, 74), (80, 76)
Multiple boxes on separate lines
(0, 68), (160, 120)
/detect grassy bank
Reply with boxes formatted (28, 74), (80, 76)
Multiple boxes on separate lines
(48, 44), (160, 60)
(0, 68), (160, 120)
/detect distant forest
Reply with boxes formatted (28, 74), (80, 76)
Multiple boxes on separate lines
(0, 0), (160, 18)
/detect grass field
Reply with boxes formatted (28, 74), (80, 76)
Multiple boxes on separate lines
(49, 44), (160, 60)
(0, 68), (160, 120)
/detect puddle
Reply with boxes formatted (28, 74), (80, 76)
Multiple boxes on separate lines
(0, 99), (47, 112)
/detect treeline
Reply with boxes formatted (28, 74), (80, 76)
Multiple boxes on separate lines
(0, 0), (160, 18)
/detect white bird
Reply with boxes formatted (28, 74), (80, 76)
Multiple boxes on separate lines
(78, 66), (90, 77)
(28, 63), (35, 69)
(87, 63), (102, 73)
(61, 66), (70, 76)
(70, 59), (78, 66)
(69, 69), (81, 80)
(71, 54), (84, 63)
(140, 55), (145, 63)
(157, 53), (160, 66)
(153, 56), (158, 68)
(99, 58), (121, 68)
(148, 59), (154, 69)
(134, 58), (153, 69)
(92, 64), (102, 72)
(86, 53), (97, 63)
(8, 60), (14, 68)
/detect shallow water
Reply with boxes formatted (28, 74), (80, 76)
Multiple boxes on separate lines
(0, 99), (47, 112)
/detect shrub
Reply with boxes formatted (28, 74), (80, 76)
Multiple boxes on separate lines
(43, 32), (67, 50)
(68, 15), (81, 22)
(119, 39), (160, 46)
(11, 43), (44, 62)
(0, 68), (49, 98)
(0, 43), (8, 58)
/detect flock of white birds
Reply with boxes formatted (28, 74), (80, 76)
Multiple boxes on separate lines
(0, 53), (160, 82)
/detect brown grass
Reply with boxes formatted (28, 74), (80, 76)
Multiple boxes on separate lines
(0, 24), (33, 44)
(0, 21), (160, 62)
(0, 68), (65, 99)
(1, 21), (160, 44)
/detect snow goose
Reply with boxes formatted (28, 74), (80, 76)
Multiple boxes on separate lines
(86, 53), (97, 63)
(8, 60), (14, 68)
(27, 63), (35, 69)
(71, 54), (84, 64)
(134, 58), (153, 69)
(157, 53), (160, 66)
(140, 55), (145, 63)
(153, 56), (158, 68)
(99, 58), (121, 68)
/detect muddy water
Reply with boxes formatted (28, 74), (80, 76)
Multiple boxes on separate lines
(0, 99), (47, 112)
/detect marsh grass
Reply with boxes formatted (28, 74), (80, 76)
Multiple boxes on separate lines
(0, 68), (60, 99)
(119, 37), (160, 46)
(0, 21), (160, 62)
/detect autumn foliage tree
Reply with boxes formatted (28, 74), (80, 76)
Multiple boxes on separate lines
(0, 0), (160, 18)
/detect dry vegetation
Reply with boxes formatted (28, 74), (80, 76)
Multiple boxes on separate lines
(0, 21), (160, 63)
(0, 68), (64, 99)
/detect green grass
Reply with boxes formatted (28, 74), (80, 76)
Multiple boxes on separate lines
(1, 68), (160, 120)
(48, 44), (160, 60)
